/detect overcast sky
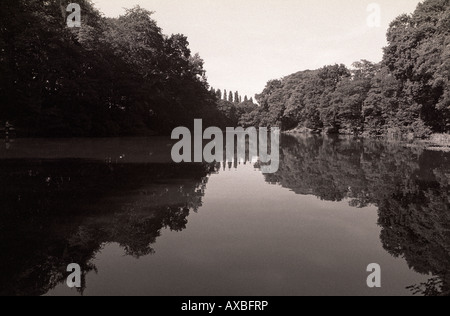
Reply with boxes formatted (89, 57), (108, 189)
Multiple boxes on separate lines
(92, 0), (422, 99)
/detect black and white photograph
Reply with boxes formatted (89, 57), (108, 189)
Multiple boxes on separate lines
(0, 0), (449, 299)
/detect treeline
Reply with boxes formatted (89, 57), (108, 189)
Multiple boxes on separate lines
(0, 0), (227, 137)
(2, 0), (449, 137)
(210, 87), (259, 127)
(248, 0), (450, 138)
(211, 88), (255, 104)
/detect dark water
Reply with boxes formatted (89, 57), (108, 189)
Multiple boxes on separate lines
(0, 135), (449, 296)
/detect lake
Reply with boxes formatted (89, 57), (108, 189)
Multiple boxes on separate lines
(0, 135), (449, 296)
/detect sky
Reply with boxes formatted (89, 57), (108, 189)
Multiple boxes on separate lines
(92, 0), (422, 99)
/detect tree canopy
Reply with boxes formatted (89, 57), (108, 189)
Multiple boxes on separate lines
(246, 0), (450, 138)
(0, 0), (224, 136)
(1, 0), (449, 137)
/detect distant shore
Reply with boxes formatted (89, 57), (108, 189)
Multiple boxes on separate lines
(416, 134), (450, 152)
(3, 127), (450, 153)
(284, 127), (450, 152)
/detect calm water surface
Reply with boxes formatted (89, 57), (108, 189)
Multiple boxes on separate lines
(0, 135), (449, 296)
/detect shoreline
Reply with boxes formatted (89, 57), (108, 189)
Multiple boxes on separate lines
(3, 129), (450, 152)
(409, 138), (450, 153)
(283, 128), (450, 152)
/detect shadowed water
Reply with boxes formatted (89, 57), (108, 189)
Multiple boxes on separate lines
(0, 135), (449, 296)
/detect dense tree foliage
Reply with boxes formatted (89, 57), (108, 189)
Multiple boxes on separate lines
(0, 0), (225, 136)
(213, 87), (258, 126)
(248, 0), (450, 138)
(1, 0), (448, 136)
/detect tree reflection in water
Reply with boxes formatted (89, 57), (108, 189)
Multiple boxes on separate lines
(0, 161), (218, 296)
(1, 135), (449, 296)
(263, 135), (450, 296)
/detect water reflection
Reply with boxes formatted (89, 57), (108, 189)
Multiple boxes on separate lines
(0, 160), (218, 296)
(264, 135), (450, 296)
(0, 136), (449, 296)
